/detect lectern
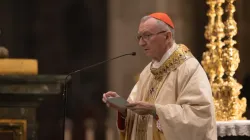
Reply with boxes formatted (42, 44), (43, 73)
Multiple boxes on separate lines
(0, 75), (70, 140)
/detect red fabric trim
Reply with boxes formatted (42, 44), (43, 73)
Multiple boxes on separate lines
(117, 111), (126, 130)
(155, 114), (159, 120)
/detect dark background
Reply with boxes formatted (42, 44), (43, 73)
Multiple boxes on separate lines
(0, 0), (107, 140)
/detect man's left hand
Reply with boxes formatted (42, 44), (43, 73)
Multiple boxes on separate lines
(126, 101), (155, 115)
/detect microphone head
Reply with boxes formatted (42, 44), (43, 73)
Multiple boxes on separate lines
(131, 52), (136, 56)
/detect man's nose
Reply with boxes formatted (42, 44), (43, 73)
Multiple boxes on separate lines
(138, 38), (146, 46)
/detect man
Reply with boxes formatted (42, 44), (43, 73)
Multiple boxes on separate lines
(102, 12), (217, 140)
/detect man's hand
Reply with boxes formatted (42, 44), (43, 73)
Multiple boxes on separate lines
(102, 91), (126, 116)
(126, 101), (156, 115)
(102, 91), (120, 104)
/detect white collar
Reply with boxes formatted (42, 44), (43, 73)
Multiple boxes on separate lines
(152, 43), (178, 68)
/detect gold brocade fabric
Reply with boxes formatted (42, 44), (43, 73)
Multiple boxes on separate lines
(134, 44), (193, 140)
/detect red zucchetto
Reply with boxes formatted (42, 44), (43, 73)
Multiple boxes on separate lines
(149, 12), (174, 29)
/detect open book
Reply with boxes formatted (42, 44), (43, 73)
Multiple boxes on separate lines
(107, 97), (128, 110)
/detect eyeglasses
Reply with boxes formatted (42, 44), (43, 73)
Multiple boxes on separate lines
(137, 31), (167, 41)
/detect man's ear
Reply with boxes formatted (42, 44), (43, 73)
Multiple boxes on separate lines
(166, 32), (172, 41)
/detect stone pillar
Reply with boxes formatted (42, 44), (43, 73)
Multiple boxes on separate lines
(107, 1), (155, 139)
(107, 0), (154, 98)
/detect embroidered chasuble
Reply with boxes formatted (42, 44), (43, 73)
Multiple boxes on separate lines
(117, 44), (217, 140)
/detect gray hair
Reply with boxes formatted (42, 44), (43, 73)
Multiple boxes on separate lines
(140, 16), (175, 40)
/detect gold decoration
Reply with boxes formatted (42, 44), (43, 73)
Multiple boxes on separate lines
(202, 0), (247, 121)
(0, 59), (38, 75)
(211, 0), (227, 121)
(202, 0), (217, 83)
(214, 0), (225, 84)
(221, 0), (246, 120)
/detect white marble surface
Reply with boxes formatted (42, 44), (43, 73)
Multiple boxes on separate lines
(217, 120), (250, 137)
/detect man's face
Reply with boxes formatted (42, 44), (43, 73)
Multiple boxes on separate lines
(137, 18), (168, 61)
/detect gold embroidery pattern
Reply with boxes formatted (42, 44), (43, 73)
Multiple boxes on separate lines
(125, 110), (136, 140)
(135, 44), (194, 139)
(150, 44), (193, 81)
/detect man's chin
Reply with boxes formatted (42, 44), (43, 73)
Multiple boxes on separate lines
(144, 51), (152, 57)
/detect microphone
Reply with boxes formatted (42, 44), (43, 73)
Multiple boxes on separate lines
(61, 52), (136, 140)
(65, 52), (136, 78)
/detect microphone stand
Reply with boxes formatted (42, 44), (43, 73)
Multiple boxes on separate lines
(62, 52), (136, 140)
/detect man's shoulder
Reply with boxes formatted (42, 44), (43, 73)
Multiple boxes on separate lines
(178, 57), (200, 71)
(137, 62), (152, 78)
(141, 62), (152, 73)
(177, 57), (207, 78)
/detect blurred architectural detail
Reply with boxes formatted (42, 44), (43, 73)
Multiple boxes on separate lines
(64, 118), (73, 140)
(0, 119), (27, 140)
(0, 31), (38, 75)
(0, 75), (68, 140)
(105, 119), (114, 140)
(0, 47), (9, 58)
(202, 0), (246, 121)
(84, 118), (96, 140)
(0, 29), (9, 58)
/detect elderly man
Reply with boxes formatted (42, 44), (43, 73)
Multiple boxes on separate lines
(102, 12), (217, 140)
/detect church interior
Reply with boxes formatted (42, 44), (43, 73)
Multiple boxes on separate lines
(0, 0), (250, 140)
